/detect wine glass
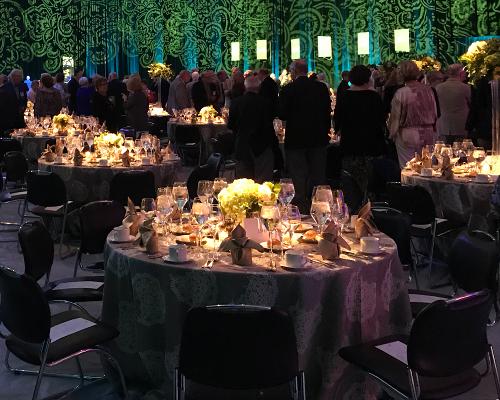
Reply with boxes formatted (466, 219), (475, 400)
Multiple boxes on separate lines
(473, 147), (486, 172)
(333, 202), (350, 232)
(156, 193), (175, 242)
(310, 200), (331, 234)
(172, 182), (189, 212)
(285, 205), (301, 245)
(141, 198), (156, 219)
(462, 139), (475, 158)
(213, 178), (228, 201)
(279, 178), (295, 208)
(260, 202), (281, 271)
(197, 180), (214, 204)
(486, 151), (496, 173)
(312, 185), (334, 205)
(208, 205), (223, 263)
(191, 197), (210, 250)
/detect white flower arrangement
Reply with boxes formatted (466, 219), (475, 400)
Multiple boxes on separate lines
(52, 113), (74, 130)
(199, 105), (218, 121)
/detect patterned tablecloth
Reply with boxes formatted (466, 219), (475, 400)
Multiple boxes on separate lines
(12, 134), (58, 163)
(38, 159), (180, 203)
(401, 170), (496, 229)
(102, 232), (411, 400)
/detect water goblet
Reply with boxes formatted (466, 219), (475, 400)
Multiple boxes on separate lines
(172, 182), (189, 212)
(279, 178), (295, 208)
(260, 202), (281, 271)
(191, 197), (210, 250)
(197, 180), (214, 204)
(310, 200), (331, 234)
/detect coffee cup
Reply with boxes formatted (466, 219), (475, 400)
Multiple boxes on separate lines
(142, 157), (151, 166)
(169, 244), (188, 262)
(113, 225), (129, 242)
(421, 168), (433, 177)
(285, 250), (307, 268)
(99, 159), (108, 167)
(475, 174), (489, 183)
(360, 237), (380, 254)
(350, 214), (358, 228)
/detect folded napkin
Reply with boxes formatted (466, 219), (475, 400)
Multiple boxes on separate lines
(154, 149), (163, 164)
(123, 197), (143, 236)
(55, 138), (64, 156)
(139, 217), (159, 255)
(73, 149), (83, 166)
(82, 141), (91, 153)
(219, 224), (264, 266)
(441, 155), (454, 180)
(318, 222), (351, 260)
(42, 145), (56, 162)
(121, 149), (131, 167)
(355, 201), (376, 239)
(421, 150), (432, 168)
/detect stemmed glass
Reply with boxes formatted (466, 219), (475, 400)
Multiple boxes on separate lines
(141, 198), (157, 219)
(486, 151), (496, 173)
(473, 147), (486, 172)
(279, 178), (295, 209)
(283, 205), (301, 246)
(213, 178), (228, 202)
(156, 193), (175, 242)
(208, 205), (223, 263)
(197, 180), (214, 204)
(260, 202), (281, 271)
(332, 202), (350, 232)
(312, 185), (333, 205)
(310, 200), (331, 234)
(191, 197), (210, 250)
(172, 182), (189, 212)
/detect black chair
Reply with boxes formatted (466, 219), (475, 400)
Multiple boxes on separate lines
(0, 265), (127, 400)
(173, 126), (202, 166)
(109, 169), (156, 206)
(369, 157), (401, 201)
(372, 206), (419, 288)
(339, 290), (500, 400)
(341, 170), (365, 213)
(211, 132), (236, 179)
(74, 201), (126, 276)
(409, 230), (500, 323)
(186, 153), (222, 199)
(0, 137), (22, 167)
(22, 170), (74, 258)
(4, 150), (29, 187)
(18, 220), (105, 304)
(0, 169), (26, 242)
(386, 182), (462, 281)
(175, 305), (305, 400)
(119, 126), (137, 139)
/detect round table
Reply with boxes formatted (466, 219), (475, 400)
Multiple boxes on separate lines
(102, 231), (411, 399)
(38, 159), (180, 203)
(401, 170), (496, 229)
(11, 134), (59, 163)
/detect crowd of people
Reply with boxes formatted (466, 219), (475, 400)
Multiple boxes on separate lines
(0, 57), (495, 212)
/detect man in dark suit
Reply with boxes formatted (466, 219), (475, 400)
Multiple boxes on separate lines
(0, 69), (27, 133)
(107, 72), (127, 128)
(336, 70), (350, 100)
(67, 67), (84, 114)
(228, 75), (276, 182)
(278, 59), (331, 212)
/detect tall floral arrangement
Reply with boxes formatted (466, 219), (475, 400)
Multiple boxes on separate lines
(147, 63), (174, 81)
(413, 55), (442, 72)
(279, 69), (292, 87)
(459, 39), (500, 84)
(218, 179), (280, 221)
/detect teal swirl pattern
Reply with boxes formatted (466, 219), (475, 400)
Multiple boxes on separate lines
(0, 0), (497, 84)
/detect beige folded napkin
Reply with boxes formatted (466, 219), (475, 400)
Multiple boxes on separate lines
(123, 197), (143, 236)
(355, 201), (376, 239)
(318, 222), (351, 260)
(441, 155), (454, 180)
(219, 224), (264, 266)
(154, 149), (163, 164)
(139, 218), (159, 255)
(55, 138), (64, 156)
(121, 149), (131, 167)
(73, 149), (83, 166)
(42, 145), (56, 162)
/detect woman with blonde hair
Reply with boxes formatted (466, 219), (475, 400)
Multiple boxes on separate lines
(124, 74), (148, 131)
(388, 61), (437, 167)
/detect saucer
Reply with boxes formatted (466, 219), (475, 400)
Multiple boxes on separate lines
(281, 263), (312, 272)
(359, 248), (384, 255)
(110, 234), (137, 244)
(260, 242), (292, 252)
(162, 256), (192, 264)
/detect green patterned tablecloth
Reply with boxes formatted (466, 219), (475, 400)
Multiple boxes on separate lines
(102, 233), (411, 399)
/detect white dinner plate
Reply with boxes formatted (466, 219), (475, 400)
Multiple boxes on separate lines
(110, 234), (137, 244)
(260, 242), (292, 252)
(281, 263), (313, 272)
(162, 256), (192, 264)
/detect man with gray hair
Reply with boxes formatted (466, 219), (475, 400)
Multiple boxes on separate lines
(227, 74), (276, 182)
(0, 69), (27, 131)
(278, 59), (331, 212)
(435, 63), (471, 140)
(166, 70), (191, 113)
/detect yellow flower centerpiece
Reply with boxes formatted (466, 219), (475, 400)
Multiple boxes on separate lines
(218, 179), (280, 222)
(413, 55), (442, 72)
(459, 39), (500, 84)
(52, 113), (74, 133)
(199, 105), (218, 122)
(94, 131), (124, 154)
(147, 62), (174, 81)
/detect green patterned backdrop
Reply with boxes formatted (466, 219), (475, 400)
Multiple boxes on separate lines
(0, 0), (498, 84)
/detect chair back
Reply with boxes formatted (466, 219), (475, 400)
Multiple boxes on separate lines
(80, 201), (126, 254)
(205, 153), (222, 176)
(174, 126), (201, 145)
(449, 230), (499, 293)
(0, 138), (22, 163)
(387, 182), (436, 224)
(212, 132), (235, 159)
(4, 151), (29, 183)
(26, 170), (67, 207)
(372, 207), (412, 265)
(369, 158), (401, 199)
(186, 157), (221, 200)
(341, 170), (364, 213)
(18, 221), (54, 282)
(179, 305), (299, 389)
(408, 290), (491, 377)
(118, 126), (136, 140)
(0, 266), (51, 344)
(109, 170), (156, 206)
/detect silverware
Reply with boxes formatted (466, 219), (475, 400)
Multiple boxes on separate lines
(307, 256), (335, 269)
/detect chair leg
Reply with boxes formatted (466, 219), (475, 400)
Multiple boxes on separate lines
(489, 345), (500, 398)
(408, 368), (420, 400)
(95, 346), (129, 400)
(428, 221), (437, 283)
(298, 371), (306, 400)
(73, 251), (82, 278)
(32, 340), (50, 400)
(59, 205), (68, 259)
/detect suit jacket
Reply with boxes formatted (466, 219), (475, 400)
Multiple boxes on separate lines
(259, 76), (279, 117)
(67, 77), (79, 113)
(107, 78), (127, 115)
(0, 82), (25, 130)
(166, 76), (190, 113)
(435, 78), (471, 136)
(277, 76), (331, 149)
(124, 91), (148, 131)
(228, 92), (276, 160)
(34, 87), (63, 118)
